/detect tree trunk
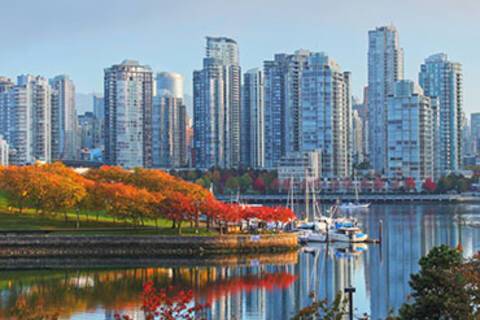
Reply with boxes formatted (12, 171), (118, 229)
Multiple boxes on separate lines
(76, 210), (80, 229)
(155, 218), (158, 230)
(64, 210), (68, 222)
(172, 220), (176, 229)
(177, 220), (182, 235)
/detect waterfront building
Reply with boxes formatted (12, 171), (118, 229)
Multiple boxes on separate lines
(264, 49), (310, 169)
(156, 72), (184, 99)
(193, 36), (241, 169)
(367, 25), (404, 174)
(0, 75), (52, 165)
(78, 112), (103, 150)
(50, 75), (78, 160)
(0, 135), (8, 166)
(242, 68), (264, 168)
(92, 94), (105, 152)
(104, 60), (153, 168)
(352, 109), (364, 164)
(152, 94), (187, 168)
(300, 52), (352, 178)
(471, 113), (480, 155)
(419, 53), (463, 173)
(386, 80), (436, 186)
(277, 150), (322, 186)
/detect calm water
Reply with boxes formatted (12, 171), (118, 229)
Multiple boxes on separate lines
(1, 204), (480, 320)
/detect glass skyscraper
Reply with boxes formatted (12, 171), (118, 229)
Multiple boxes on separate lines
(367, 25), (404, 174)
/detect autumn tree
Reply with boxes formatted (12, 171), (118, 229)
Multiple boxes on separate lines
(405, 177), (416, 192)
(422, 178), (437, 193)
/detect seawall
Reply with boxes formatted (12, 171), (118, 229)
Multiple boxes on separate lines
(0, 233), (298, 261)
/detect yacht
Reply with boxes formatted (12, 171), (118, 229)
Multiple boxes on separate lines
(339, 171), (371, 210)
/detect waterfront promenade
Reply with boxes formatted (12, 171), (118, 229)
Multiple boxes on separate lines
(217, 193), (480, 203)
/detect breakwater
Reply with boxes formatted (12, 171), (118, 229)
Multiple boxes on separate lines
(0, 233), (298, 262)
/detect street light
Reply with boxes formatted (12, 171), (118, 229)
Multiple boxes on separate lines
(344, 287), (356, 320)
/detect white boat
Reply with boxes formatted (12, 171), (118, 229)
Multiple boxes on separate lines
(339, 170), (371, 210)
(328, 226), (368, 243)
(339, 202), (371, 210)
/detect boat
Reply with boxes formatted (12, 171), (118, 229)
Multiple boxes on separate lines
(327, 225), (368, 243)
(339, 170), (371, 210)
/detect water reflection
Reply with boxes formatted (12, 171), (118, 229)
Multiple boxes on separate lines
(0, 204), (479, 320)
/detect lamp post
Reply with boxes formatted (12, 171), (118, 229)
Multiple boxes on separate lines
(344, 287), (356, 320)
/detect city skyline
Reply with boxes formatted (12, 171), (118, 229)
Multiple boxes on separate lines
(1, 0), (478, 115)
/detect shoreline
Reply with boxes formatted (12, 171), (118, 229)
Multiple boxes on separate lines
(0, 251), (299, 270)
(217, 193), (480, 203)
(0, 233), (298, 265)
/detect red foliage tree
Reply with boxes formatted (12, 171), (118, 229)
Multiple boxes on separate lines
(422, 178), (437, 193)
(405, 177), (416, 191)
(374, 176), (385, 192)
(253, 177), (266, 193)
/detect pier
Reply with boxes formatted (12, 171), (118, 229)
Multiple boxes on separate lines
(218, 193), (480, 204)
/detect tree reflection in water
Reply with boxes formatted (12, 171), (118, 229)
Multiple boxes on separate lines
(1, 253), (298, 319)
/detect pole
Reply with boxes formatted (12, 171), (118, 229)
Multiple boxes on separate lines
(344, 287), (356, 320)
(379, 219), (383, 244)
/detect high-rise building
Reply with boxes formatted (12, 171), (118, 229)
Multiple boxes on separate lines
(352, 94), (368, 164)
(104, 60), (153, 168)
(50, 75), (77, 160)
(471, 113), (480, 155)
(0, 75), (52, 165)
(263, 50), (311, 168)
(242, 68), (264, 168)
(193, 36), (241, 169)
(367, 25), (404, 173)
(0, 135), (8, 166)
(152, 94), (187, 168)
(386, 80), (436, 186)
(156, 72), (184, 99)
(419, 53), (463, 173)
(300, 52), (352, 178)
(78, 112), (103, 150)
(352, 109), (364, 164)
(93, 94), (105, 121)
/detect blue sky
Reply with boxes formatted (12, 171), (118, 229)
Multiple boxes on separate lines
(1, 0), (478, 115)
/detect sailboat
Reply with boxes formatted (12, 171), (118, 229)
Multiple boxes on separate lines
(339, 170), (371, 210)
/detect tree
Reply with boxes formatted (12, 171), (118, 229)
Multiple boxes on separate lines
(292, 291), (348, 320)
(374, 176), (385, 192)
(405, 177), (416, 192)
(398, 245), (479, 319)
(422, 178), (437, 193)
(253, 177), (265, 193)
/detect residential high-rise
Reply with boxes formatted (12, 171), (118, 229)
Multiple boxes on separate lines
(0, 135), (8, 166)
(471, 113), (480, 155)
(193, 36), (241, 169)
(300, 53), (352, 178)
(386, 80), (436, 186)
(93, 94), (105, 121)
(156, 72), (184, 99)
(264, 50), (310, 168)
(352, 109), (364, 164)
(50, 75), (77, 160)
(419, 53), (463, 173)
(367, 25), (404, 173)
(152, 94), (187, 168)
(104, 60), (153, 168)
(352, 94), (368, 164)
(0, 75), (52, 165)
(242, 68), (264, 168)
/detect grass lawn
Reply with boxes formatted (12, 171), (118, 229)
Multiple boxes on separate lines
(0, 194), (216, 236)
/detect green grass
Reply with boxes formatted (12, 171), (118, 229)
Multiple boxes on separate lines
(0, 194), (216, 236)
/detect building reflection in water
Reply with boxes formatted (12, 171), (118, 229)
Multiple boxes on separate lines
(0, 204), (479, 319)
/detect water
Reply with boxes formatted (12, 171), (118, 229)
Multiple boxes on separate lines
(1, 204), (480, 320)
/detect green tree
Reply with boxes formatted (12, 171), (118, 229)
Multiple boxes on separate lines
(398, 245), (476, 319)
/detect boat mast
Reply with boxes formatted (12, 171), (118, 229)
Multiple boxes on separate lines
(354, 169), (359, 203)
(305, 170), (310, 222)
